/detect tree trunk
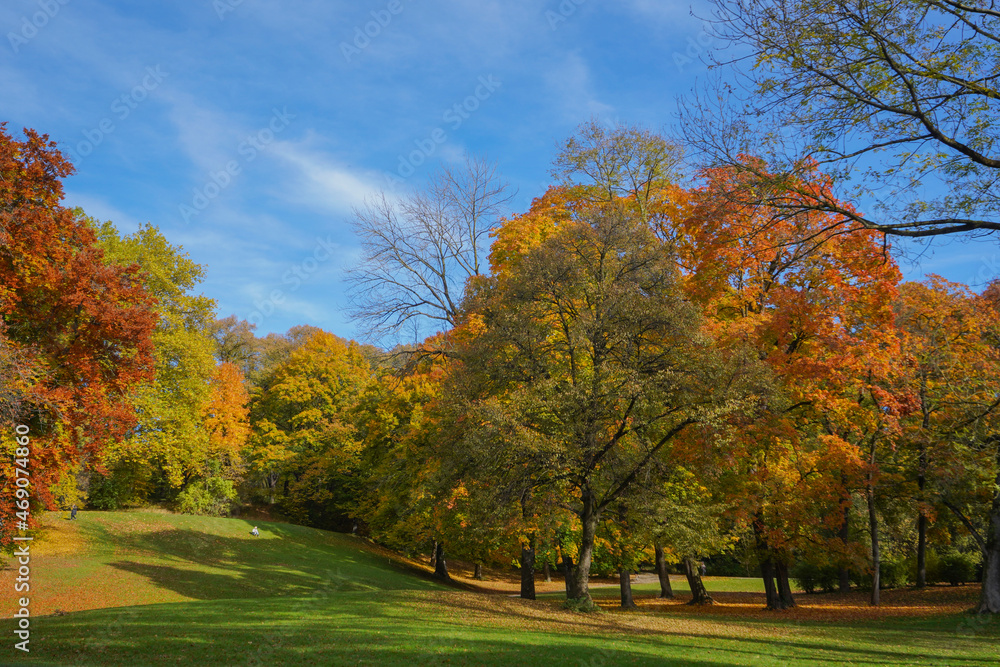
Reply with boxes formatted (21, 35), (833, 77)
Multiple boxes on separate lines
(567, 490), (599, 603)
(520, 537), (536, 600)
(562, 554), (574, 597)
(775, 560), (796, 608)
(839, 500), (851, 593)
(619, 568), (637, 609)
(519, 488), (536, 599)
(917, 512), (928, 589)
(543, 561), (551, 582)
(867, 487), (881, 606)
(917, 441), (928, 588)
(754, 519), (784, 609)
(976, 463), (1000, 614)
(433, 541), (450, 581)
(759, 554), (782, 609)
(683, 557), (713, 605)
(474, 563), (483, 580)
(430, 540), (438, 567)
(654, 544), (674, 599)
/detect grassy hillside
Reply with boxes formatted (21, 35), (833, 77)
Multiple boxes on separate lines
(1, 510), (444, 617)
(3, 511), (998, 666)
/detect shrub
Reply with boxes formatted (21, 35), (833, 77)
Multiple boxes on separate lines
(176, 477), (237, 516)
(880, 554), (911, 589)
(939, 550), (978, 586)
(792, 561), (841, 594)
(905, 548), (942, 585)
(816, 566), (841, 593)
(792, 561), (820, 594)
(87, 465), (151, 510)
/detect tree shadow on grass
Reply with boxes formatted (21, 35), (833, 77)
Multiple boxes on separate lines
(431, 593), (998, 666)
(29, 596), (724, 667)
(90, 523), (444, 602)
(28, 594), (1000, 667)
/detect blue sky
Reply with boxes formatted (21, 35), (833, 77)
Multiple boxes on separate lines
(2, 0), (997, 342)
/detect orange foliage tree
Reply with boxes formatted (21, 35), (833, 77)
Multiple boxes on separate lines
(0, 125), (156, 549)
(679, 160), (905, 607)
(895, 277), (1000, 613)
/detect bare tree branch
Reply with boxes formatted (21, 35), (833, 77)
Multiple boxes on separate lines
(346, 155), (514, 344)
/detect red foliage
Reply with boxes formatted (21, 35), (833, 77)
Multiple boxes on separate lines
(0, 124), (156, 548)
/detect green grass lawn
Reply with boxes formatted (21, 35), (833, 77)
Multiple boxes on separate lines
(3, 511), (998, 666)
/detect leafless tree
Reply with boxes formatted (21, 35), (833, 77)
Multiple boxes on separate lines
(346, 155), (514, 343)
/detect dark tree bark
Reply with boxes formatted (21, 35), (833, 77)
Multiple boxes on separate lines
(759, 554), (781, 609)
(867, 487), (881, 606)
(655, 544), (674, 599)
(520, 539), (536, 600)
(433, 541), (450, 581)
(568, 490), (599, 602)
(683, 557), (713, 605)
(755, 518), (786, 609)
(775, 560), (796, 609)
(976, 459), (1000, 614)
(474, 563), (483, 580)
(917, 512), (928, 589)
(619, 569), (637, 609)
(562, 554), (574, 597)
(839, 497), (851, 593)
(520, 489), (536, 600)
(917, 440), (928, 588)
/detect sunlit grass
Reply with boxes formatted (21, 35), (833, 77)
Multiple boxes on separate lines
(3, 511), (997, 666)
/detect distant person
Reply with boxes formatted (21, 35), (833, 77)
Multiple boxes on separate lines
(699, 562), (707, 577)
(250, 526), (259, 537)
(70, 504), (78, 520)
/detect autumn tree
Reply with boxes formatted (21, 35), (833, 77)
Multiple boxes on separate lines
(247, 330), (372, 528)
(453, 201), (765, 607)
(895, 278), (1000, 612)
(680, 161), (904, 607)
(90, 221), (218, 506)
(552, 119), (685, 220)
(209, 315), (259, 375)
(689, 0), (1000, 239)
(0, 125), (156, 549)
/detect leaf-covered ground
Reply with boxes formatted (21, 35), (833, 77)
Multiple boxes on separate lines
(2, 512), (997, 666)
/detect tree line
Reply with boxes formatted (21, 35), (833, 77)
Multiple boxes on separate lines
(2, 116), (998, 615)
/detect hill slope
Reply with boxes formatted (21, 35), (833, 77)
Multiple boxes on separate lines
(1, 510), (444, 617)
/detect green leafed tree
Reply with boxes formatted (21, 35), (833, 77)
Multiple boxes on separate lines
(451, 201), (767, 607)
(690, 0), (1000, 239)
(90, 220), (218, 504)
(247, 330), (372, 529)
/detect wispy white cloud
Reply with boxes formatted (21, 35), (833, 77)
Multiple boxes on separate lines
(269, 141), (385, 214)
(544, 51), (615, 122)
(62, 191), (141, 231)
